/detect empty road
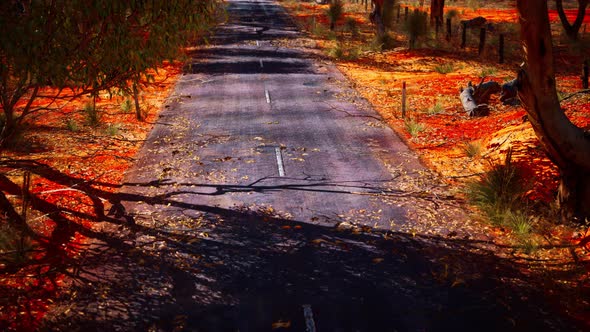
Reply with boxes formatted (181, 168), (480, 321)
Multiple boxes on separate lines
(44, 1), (582, 331)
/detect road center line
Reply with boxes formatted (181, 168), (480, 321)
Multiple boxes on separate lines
(275, 147), (285, 177)
(265, 88), (271, 104)
(302, 304), (317, 332)
(259, 59), (264, 68)
(256, 40), (260, 47)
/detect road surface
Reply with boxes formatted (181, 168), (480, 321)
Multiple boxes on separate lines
(43, 1), (582, 331)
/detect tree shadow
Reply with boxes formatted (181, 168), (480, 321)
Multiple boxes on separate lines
(0, 155), (587, 331)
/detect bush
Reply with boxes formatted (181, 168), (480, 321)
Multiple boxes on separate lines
(345, 18), (360, 37)
(404, 9), (428, 49)
(84, 101), (101, 127)
(121, 99), (133, 113)
(326, 0), (344, 31)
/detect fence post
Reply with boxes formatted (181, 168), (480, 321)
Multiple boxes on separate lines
(446, 17), (451, 40)
(478, 27), (486, 55)
(405, 6), (409, 21)
(583, 60), (589, 89)
(461, 22), (467, 48)
(397, 4), (401, 22)
(401, 82), (407, 119)
(21, 171), (31, 222)
(499, 34), (505, 64)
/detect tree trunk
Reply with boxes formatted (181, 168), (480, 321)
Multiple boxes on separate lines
(517, 0), (590, 221)
(430, 0), (444, 27)
(555, 0), (588, 40)
(133, 81), (142, 121)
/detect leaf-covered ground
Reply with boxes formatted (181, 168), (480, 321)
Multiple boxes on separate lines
(278, 0), (590, 325)
(1, 0), (590, 329)
(0, 62), (182, 330)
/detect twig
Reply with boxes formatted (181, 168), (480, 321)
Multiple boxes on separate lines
(560, 89), (590, 102)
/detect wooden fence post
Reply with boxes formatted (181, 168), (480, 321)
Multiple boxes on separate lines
(446, 17), (451, 40)
(583, 60), (589, 89)
(499, 34), (505, 64)
(478, 27), (486, 55)
(461, 22), (467, 48)
(401, 82), (407, 119)
(21, 171), (31, 222)
(405, 6), (409, 21)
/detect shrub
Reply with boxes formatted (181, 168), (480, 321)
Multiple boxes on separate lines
(403, 9), (428, 49)
(345, 18), (359, 37)
(121, 99), (133, 113)
(326, 0), (344, 31)
(84, 101), (101, 127)
(466, 156), (526, 214)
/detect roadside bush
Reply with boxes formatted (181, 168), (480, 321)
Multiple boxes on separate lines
(326, 0), (344, 31)
(404, 9), (428, 49)
(84, 101), (101, 127)
(466, 150), (537, 251)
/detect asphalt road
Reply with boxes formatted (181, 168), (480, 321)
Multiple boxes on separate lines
(43, 0), (583, 331)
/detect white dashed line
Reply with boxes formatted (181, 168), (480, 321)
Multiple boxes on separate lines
(260, 59), (264, 68)
(256, 40), (260, 47)
(265, 88), (271, 104)
(275, 147), (285, 177)
(302, 304), (316, 332)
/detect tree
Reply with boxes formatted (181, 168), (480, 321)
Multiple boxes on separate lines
(430, 0), (445, 28)
(0, 0), (217, 148)
(555, 0), (588, 40)
(516, 0), (590, 221)
(370, 0), (396, 37)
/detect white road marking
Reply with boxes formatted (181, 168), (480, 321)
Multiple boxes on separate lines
(302, 304), (317, 332)
(256, 40), (260, 47)
(275, 147), (285, 177)
(265, 89), (271, 104)
(259, 59), (264, 68)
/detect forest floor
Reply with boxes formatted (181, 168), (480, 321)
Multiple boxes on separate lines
(1, 0), (590, 330)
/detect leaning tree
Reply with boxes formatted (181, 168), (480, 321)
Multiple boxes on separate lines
(516, 0), (590, 221)
(0, 0), (218, 148)
(555, 0), (588, 41)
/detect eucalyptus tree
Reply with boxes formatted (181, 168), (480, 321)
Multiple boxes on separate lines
(517, 0), (590, 220)
(0, 0), (218, 147)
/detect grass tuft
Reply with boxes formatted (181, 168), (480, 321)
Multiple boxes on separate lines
(427, 101), (444, 115)
(463, 141), (482, 158)
(65, 118), (79, 132)
(434, 63), (455, 74)
(405, 118), (424, 137)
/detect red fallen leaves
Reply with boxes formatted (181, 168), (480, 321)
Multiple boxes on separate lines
(0, 62), (181, 330)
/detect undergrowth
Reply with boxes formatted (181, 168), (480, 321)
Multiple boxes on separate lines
(405, 118), (424, 136)
(466, 150), (538, 251)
